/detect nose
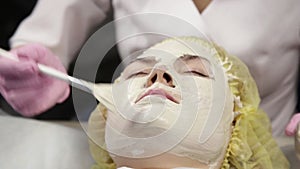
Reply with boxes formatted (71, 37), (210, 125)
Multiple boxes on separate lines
(145, 69), (175, 88)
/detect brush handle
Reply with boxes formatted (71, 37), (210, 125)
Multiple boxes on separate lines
(0, 48), (93, 94)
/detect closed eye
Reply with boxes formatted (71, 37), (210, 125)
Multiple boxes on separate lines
(122, 57), (156, 80)
(184, 70), (209, 78)
(174, 54), (213, 79)
(127, 72), (149, 79)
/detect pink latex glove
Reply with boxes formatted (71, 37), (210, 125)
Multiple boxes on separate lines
(0, 43), (70, 117)
(285, 113), (300, 136)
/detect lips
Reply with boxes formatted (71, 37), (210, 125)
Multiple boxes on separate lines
(135, 89), (179, 104)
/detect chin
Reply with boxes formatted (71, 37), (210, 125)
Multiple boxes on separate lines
(110, 153), (213, 169)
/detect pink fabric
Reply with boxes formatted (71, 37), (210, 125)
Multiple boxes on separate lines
(285, 113), (300, 136)
(0, 44), (70, 117)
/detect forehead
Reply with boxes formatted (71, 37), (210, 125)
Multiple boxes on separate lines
(130, 54), (210, 66)
(120, 39), (220, 80)
(128, 56), (157, 65)
(136, 39), (215, 63)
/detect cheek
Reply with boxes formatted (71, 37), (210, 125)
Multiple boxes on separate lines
(175, 76), (213, 108)
(127, 77), (148, 101)
(194, 78), (213, 101)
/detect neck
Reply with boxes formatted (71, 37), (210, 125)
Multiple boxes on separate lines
(112, 153), (221, 169)
(192, 0), (212, 13)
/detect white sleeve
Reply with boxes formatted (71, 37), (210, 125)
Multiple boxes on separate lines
(9, 0), (111, 68)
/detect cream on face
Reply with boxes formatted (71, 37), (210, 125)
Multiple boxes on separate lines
(104, 38), (234, 168)
(120, 54), (213, 105)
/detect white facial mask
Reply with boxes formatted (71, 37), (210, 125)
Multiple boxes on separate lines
(95, 38), (234, 166)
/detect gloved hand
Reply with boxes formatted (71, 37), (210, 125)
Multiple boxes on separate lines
(0, 43), (70, 117)
(285, 113), (300, 136)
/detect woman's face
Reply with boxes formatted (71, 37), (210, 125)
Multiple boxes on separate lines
(105, 39), (234, 167)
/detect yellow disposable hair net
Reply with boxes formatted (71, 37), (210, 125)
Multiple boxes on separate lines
(87, 37), (289, 169)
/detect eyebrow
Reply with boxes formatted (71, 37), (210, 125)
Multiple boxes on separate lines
(177, 54), (210, 63)
(128, 56), (157, 65)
